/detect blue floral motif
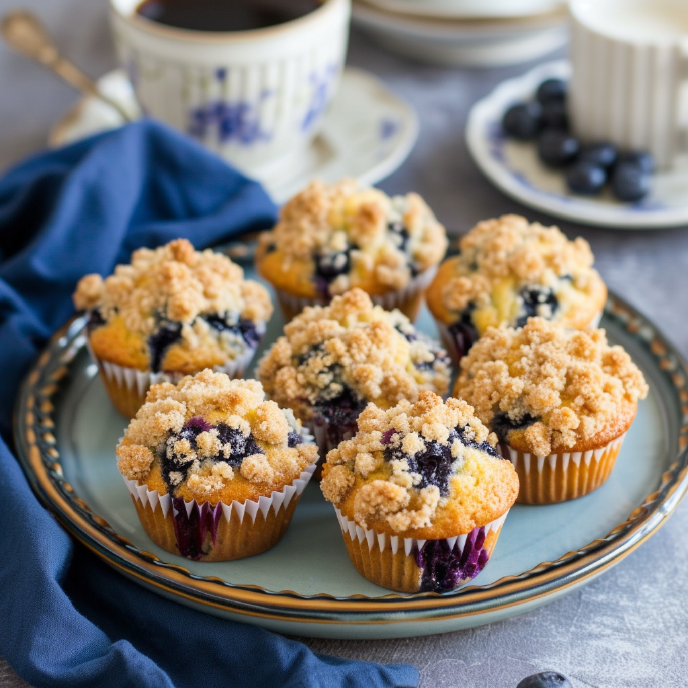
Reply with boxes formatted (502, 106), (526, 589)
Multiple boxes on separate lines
(379, 118), (399, 141)
(188, 101), (269, 145)
(301, 65), (337, 132)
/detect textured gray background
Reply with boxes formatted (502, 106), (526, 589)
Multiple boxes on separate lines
(1, 1), (687, 686)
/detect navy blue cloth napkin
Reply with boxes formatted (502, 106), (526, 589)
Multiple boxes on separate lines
(0, 120), (418, 688)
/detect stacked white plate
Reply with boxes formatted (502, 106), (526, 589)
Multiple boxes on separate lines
(351, 0), (568, 67)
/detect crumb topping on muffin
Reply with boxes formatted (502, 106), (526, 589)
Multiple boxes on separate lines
(116, 370), (317, 502)
(258, 289), (451, 422)
(257, 179), (447, 296)
(73, 239), (273, 372)
(74, 239), (272, 333)
(454, 318), (648, 456)
(320, 392), (518, 537)
(429, 215), (606, 334)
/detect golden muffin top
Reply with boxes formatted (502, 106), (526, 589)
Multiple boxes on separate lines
(454, 318), (648, 456)
(257, 289), (451, 422)
(116, 370), (317, 503)
(429, 214), (606, 333)
(73, 239), (273, 372)
(73, 238), (273, 336)
(320, 392), (518, 539)
(257, 179), (447, 296)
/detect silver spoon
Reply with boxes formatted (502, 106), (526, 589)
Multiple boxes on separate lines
(1, 10), (133, 123)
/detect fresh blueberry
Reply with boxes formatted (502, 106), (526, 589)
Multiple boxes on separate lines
(578, 142), (618, 170)
(287, 431), (302, 447)
(516, 671), (573, 688)
(611, 162), (652, 202)
(537, 130), (580, 168)
(536, 78), (567, 103)
(566, 161), (607, 195)
(617, 150), (655, 175)
(541, 99), (568, 130)
(502, 102), (543, 141)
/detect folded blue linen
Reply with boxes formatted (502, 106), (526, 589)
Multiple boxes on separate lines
(0, 120), (418, 688)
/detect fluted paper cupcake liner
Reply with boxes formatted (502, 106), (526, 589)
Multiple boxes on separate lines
(274, 267), (438, 323)
(125, 460), (317, 562)
(89, 340), (259, 418)
(436, 308), (604, 366)
(501, 431), (626, 505)
(333, 507), (508, 593)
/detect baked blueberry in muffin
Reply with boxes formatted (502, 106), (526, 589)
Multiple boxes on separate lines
(426, 215), (607, 362)
(454, 317), (648, 504)
(73, 239), (273, 417)
(320, 391), (518, 593)
(257, 288), (451, 461)
(117, 370), (317, 561)
(256, 179), (448, 321)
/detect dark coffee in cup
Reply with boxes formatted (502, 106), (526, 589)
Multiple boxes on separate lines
(136, 0), (322, 32)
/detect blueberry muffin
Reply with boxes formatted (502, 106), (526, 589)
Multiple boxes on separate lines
(73, 239), (273, 418)
(117, 370), (318, 561)
(258, 288), (451, 463)
(320, 391), (518, 593)
(426, 215), (607, 363)
(453, 318), (648, 504)
(256, 179), (448, 321)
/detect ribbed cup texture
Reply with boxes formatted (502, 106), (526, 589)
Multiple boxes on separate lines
(570, 15), (687, 169)
(503, 433), (626, 505)
(110, 0), (350, 170)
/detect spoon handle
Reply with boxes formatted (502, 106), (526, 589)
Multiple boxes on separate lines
(1, 10), (133, 123)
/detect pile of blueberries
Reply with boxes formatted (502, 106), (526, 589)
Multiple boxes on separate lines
(502, 78), (654, 202)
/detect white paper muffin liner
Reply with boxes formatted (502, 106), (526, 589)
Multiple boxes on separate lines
(333, 506), (510, 593)
(333, 507), (508, 557)
(274, 266), (438, 322)
(125, 460), (317, 523)
(501, 430), (626, 504)
(122, 425), (316, 561)
(87, 335), (262, 417)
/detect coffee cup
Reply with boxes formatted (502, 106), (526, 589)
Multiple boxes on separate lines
(108, 0), (350, 175)
(569, 0), (688, 170)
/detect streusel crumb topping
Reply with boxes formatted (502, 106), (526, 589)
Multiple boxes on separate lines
(454, 318), (648, 455)
(258, 179), (447, 294)
(258, 289), (451, 420)
(117, 370), (316, 500)
(73, 239), (273, 337)
(430, 215), (606, 336)
(321, 392), (518, 536)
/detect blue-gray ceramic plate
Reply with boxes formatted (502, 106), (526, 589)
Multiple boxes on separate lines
(14, 286), (688, 639)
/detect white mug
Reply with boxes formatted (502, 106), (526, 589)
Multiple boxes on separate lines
(569, 0), (688, 169)
(108, 0), (350, 175)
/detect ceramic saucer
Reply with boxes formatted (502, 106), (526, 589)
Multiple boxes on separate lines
(361, 0), (563, 19)
(466, 60), (688, 229)
(351, 0), (567, 67)
(49, 67), (419, 205)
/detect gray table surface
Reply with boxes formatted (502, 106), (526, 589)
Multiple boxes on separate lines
(1, 1), (687, 687)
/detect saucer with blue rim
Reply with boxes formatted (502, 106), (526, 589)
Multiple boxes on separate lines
(466, 60), (688, 229)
